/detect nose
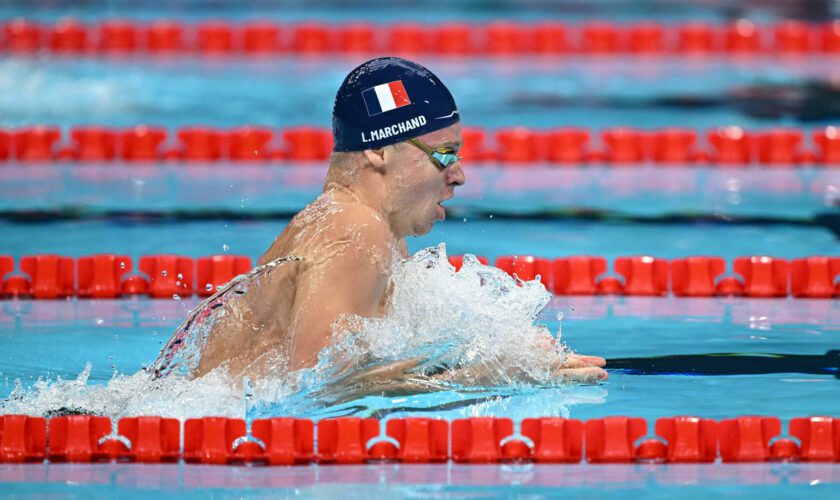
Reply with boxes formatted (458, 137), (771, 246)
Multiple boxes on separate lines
(447, 160), (466, 187)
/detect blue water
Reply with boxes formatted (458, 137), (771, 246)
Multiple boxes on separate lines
(0, 0), (815, 23)
(1, 57), (837, 129)
(1, 1), (840, 497)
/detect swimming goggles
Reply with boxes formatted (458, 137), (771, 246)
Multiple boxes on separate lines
(408, 138), (462, 169)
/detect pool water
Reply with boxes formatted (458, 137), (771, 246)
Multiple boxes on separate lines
(2, 0), (840, 496)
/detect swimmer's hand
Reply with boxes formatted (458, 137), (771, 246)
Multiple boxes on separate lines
(536, 328), (608, 384)
(552, 353), (608, 384)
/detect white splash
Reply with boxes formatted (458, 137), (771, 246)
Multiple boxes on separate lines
(1, 245), (592, 420)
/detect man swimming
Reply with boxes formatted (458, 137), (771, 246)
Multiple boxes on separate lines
(152, 57), (606, 387)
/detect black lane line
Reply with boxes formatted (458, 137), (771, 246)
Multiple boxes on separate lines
(606, 350), (840, 378)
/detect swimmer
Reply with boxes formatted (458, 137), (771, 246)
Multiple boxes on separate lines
(154, 57), (606, 387)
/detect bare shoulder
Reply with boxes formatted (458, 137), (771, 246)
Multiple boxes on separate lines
(283, 197), (396, 267)
(261, 195), (394, 266)
(311, 201), (395, 263)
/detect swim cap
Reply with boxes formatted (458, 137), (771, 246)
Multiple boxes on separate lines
(332, 57), (460, 152)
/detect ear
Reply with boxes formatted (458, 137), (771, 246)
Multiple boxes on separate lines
(362, 147), (387, 173)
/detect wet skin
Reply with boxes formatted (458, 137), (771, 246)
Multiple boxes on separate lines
(192, 122), (607, 385)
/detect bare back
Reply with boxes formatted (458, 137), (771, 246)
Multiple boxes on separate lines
(190, 187), (399, 378)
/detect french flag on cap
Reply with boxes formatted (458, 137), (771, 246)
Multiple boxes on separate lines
(362, 80), (412, 116)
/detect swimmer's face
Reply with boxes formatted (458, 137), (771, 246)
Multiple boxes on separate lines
(381, 123), (465, 237)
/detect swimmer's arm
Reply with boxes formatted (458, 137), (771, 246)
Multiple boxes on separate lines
(286, 219), (394, 371)
(430, 354), (607, 385)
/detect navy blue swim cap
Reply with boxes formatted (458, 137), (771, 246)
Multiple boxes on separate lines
(332, 57), (460, 152)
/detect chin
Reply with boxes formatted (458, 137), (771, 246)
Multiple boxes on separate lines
(412, 221), (435, 236)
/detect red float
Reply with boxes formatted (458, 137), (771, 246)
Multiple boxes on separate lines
(546, 128), (590, 164)
(485, 23), (530, 54)
(3, 19), (44, 52)
(121, 125), (167, 161)
(386, 24), (427, 53)
(138, 255), (194, 298)
(495, 255), (551, 288)
(227, 126), (274, 161)
(532, 22), (570, 54)
(147, 21), (185, 52)
(613, 256), (669, 296)
(197, 22), (235, 53)
(77, 254), (132, 299)
(715, 276), (744, 296)
(196, 255), (252, 296)
(732, 256), (789, 298)
(116, 416), (180, 463)
(774, 21), (813, 53)
(601, 128), (646, 164)
(0, 130), (8, 161)
(676, 23), (716, 53)
(596, 276), (625, 295)
(459, 127), (489, 161)
(19, 255), (74, 299)
(655, 416), (717, 463)
(282, 127), (333, 161)
(788, 416), (840, 462)
(431, 23), (475, 55)
(0, 415), (46, 463)
(769, 438), (801, 461)
(98, 21), (139, 53)
(634, 438), (667, 462)
(0, 256), (13, 289)
(49, 19), (89, 53)
(582, 23), (618, 54)
(552, 256), (608, 295)
(495, 128), (542, 163)
(719, 416), (782, 462)
(584, 416), (647, 463)
(651, 128), (697, 163)
(628, 23), (665, 53)
(520, 417), (583, 463)
(670, 256), (726, 297)
(724, 20), (761, 53)
(451, 417), (514, 463)
(757, 129), (803, 164)
(69, 127), (117, 161)
(48, 415), (111, 462)
(385, 418), (448, 463)
(337, 24), (376, 53)
(708, 126), (753, 164)
(12, 126), (61, 162)
(183, 417), (246, 464)
(317, 417), (380, 464)
(822, 21), (840, 53)
(249, 418), (314, 465)
(291, 23), (332, 53)
(243, 22), (281, 53)
(176, 127), (225, 161)
(790, 256), (840, 298)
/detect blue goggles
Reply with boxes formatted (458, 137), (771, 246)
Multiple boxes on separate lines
(408, 138), (462, 169)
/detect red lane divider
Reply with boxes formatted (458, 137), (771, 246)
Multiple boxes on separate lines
(2, 125), (839, 165)
(521, 417), (584, 463)
(451, 417), (518, 463)
(47, 415), (111, 462)
(4, 19), (840, 56)
(316, 417), (380, 464)
(0, 415), (46, 463)
(1, 415), (838, 464)
(384, 417), (449, 463)
(2, 254), (838, 299)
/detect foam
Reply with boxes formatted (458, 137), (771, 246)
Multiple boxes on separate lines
(1, 244), (594, 420)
